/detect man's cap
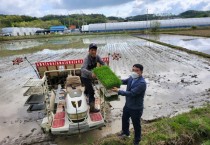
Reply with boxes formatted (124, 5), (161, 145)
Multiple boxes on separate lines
(89, 43), (97, 49)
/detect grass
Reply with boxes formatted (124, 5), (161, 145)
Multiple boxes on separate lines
(159, 29), (210, 38)
(94, 104), (210, 145)
(93, 66), (122, 90)
(202, 140), (210, 145)
(156, 27), (210, 38)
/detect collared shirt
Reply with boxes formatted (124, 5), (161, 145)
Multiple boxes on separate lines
(131, 78), (138, 86)
(118, 76), (147, 110)
(81, 54), (105, 79)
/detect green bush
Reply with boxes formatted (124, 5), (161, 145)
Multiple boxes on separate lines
(191, 26), (197, 29)
(93, 66), (122, 89)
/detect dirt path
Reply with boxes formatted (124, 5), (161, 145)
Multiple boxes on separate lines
(0, 35), (210, 145)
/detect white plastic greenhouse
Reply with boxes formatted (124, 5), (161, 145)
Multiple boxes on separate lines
(1, 27), (43, 36)
(81, 17), (210, 32)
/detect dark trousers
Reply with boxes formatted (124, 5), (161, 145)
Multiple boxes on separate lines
(81, 77), (95, 104)
(122, 105), (143, 143)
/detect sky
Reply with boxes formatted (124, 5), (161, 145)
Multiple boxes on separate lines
(0, 0), (210, 18)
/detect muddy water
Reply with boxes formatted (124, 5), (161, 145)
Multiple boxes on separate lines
(140, 34), (210, 55)
(0, 35), (210, 145)
(0, 40), (43, 50)
(0, 36), (81, 50)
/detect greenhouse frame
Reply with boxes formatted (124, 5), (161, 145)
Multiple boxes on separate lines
(81, 17), (210, 32)
(1, 27), (43, 36)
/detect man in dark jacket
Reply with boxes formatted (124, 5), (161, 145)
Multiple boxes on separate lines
(112, 64), (147, 145)
(81, 43), (105, 112)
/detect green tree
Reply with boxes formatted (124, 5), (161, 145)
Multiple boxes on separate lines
(150, 21), (161, 32)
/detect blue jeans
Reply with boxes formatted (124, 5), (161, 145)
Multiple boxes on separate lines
(122, 105), (143, 143)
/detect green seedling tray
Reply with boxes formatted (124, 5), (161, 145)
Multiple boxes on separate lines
(93, 66), (121, 89)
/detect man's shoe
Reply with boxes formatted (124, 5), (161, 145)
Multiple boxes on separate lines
(133, 141), (140, 145)
(117, 132), (130, 140)
(90, 102), (100, 113)
(90, 108), (100, 113)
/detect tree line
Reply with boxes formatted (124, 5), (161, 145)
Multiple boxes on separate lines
(0, 10), (209, 29)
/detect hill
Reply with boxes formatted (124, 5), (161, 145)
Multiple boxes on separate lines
(0, 10), (210, 29)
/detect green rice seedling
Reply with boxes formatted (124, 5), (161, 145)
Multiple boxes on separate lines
(93, 66), (122, 89)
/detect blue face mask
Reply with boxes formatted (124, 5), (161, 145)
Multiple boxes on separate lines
(131, 72), (139, 79)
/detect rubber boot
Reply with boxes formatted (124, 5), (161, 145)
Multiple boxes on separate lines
(90, 102), (100, 113)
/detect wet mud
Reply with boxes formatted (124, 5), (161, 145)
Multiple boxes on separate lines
(0, 35), (210, 144)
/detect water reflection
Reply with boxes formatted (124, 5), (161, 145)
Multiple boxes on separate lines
(141, 34), (210, 55)
(0, 36), (81, 50)
(82, 35), (147, 47)
(0, 40), (43, 50)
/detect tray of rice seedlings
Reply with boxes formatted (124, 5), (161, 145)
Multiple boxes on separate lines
(93, 66), (121, 90)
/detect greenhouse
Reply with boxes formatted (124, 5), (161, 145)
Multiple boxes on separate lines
(1, 27), (43, 36)
(81, 17), (210, 32)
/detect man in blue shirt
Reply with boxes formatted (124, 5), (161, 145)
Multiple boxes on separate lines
(112, 64), (147, 145)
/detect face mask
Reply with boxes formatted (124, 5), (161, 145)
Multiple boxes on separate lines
(131, 72), (139, 79)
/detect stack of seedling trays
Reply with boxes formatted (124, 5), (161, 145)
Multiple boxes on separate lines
(25, 94), (45, 112)
(23, 78), (46, 112)
(93, 66), (121, 98)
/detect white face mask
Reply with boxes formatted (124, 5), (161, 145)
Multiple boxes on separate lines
(131, 72), (139, 79)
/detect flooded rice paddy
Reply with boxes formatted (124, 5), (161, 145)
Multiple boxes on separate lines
(140, 34), (210, 55)
(0, 35), (210, 145)
(0, 36), (81, 50)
